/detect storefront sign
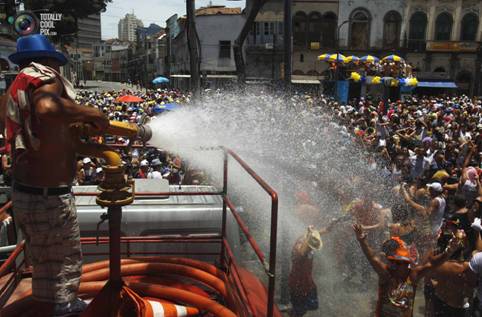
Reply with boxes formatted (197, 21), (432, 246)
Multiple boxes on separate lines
(426, 41), (479, 52)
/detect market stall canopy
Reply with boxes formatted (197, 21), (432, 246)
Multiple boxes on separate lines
(360, 55), (379, 63)
(382, 55), (404, 62)
(416, 81), (458, 89)
(116, 95), (145, 103)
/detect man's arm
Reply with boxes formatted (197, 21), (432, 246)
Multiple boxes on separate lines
(32, 78), (109, 131)
(414, 233), (464, 280)
(400, 185), (427, 215)
(353, 224), (389, 279)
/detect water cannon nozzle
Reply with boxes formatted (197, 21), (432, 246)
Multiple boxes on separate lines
(137, 125), (152, 143)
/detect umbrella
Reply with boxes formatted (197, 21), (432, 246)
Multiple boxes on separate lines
(382, 55), (404, 62)
(325, 53), (346, 63)
(116, 95), (144, 103)
(344, 55), (360, 63)
(152, 103), (180, 114)
(317, 53), (332, 61)
(152, 76), (169, 84)
(360, 55), (380, 63)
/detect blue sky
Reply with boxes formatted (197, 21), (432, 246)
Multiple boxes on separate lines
(101, 0), (245, 39)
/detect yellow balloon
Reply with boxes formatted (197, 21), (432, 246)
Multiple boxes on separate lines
(350, 72), (361, 82)
(372, 76), (381, 85)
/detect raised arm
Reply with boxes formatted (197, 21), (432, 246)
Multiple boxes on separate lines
(400, 184), (427, 215)
(32, 78), (109, 132)
(415, 233), (464, 280)
(353, 224), (389, 278)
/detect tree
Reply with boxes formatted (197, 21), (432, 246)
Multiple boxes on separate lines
(186, 0), (200, 98)
(21, 0), (112, 44)
(233, 0), (269, 83)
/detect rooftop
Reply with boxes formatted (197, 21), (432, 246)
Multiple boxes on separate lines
(195, 5), (242, 16)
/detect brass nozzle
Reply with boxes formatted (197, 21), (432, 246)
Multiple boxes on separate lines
(75, 121), (152, 143)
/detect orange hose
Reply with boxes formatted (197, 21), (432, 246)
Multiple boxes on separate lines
(82, 256), (227, 281)
(77, 281), (237, 317)
(80, 263), (227, 298)
(123, 275), (210, 298)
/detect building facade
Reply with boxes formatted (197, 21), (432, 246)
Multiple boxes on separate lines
(169, 5), (244, 88)
(118, 13), (144, 42)
(402, 0), (482, 95)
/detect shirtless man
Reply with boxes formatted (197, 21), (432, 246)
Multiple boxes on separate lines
(353, 224), (464, 317)
(4, 34), (108, 316)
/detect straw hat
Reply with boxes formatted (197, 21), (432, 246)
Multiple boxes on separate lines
(305, 227), (322, 250)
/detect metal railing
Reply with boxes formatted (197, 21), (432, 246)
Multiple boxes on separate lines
(0, 147), (279, 317)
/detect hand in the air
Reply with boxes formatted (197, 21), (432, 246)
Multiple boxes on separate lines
(353, 223), (367, 241)
(471, 218), (482, 232)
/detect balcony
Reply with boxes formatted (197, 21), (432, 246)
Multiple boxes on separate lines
(406, 39), (426, 52)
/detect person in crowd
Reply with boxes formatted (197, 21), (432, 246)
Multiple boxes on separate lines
(353, 223), (464, 317)
(136, 159), (150, 179)
(78, 157), (97, 185)
(147, 159), (163, 179)
(288, 226), (322, 317)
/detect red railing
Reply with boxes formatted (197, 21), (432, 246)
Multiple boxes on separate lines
(0, 147), (279, 317)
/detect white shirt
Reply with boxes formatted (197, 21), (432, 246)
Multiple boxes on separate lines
(147, 171), (162, 179)
(469, 252), (482, 306)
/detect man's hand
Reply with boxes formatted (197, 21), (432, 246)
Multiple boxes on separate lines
(353, 223), (367, 241)
(446, 230), (466, 254)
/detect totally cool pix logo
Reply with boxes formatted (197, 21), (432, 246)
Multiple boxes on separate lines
(11, 11), (62, 36)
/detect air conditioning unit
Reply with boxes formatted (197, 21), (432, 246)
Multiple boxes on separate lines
(265, 43), (274, 50)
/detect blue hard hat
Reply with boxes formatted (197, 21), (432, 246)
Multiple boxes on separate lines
(9, 34), (68, 65)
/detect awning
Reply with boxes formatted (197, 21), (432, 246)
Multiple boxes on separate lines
(291, 79), (321, 84)
(417, 81), (458, 88)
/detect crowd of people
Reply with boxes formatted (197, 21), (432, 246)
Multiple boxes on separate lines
(289, 94), (482, 317)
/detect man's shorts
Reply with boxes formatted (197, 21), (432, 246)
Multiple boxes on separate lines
(432, 294), (467, 317)
(12, 190), (82, 304)
(290, 287), (319, 316)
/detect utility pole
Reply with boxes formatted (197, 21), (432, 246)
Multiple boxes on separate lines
(283, 0), (292, 90)
(186, 0), (200, 98)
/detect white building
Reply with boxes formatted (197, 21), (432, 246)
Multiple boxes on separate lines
(118, 13), (144, 42)
(170, 6), (245, 88)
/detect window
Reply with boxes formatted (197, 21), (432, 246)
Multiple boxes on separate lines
(300, 53), (304, 63)
(255, 22), (261, 36)
(264, 22), (269, 35)
(350, 9), (371, 50)
(383, 11), (402, 49)
(461, 13), (479, 41)
(293, 11), (308, 46)
(435, 12), (453, 41)
(308, 12), (322, 44)
(408, 12), (427, 50)
(321, 12), (337, 48)
(219, 41), (231, 58)
(278, 22), (283, 35)
(409, 12), (427, 40)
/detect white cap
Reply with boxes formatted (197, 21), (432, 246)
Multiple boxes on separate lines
(83, 157), (92, 164)
(427, 182), (443, 193)
(140, 159), (149, 167)
(96, 167), (103, 173)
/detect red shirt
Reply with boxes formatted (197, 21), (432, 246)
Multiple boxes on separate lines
(288, 237), (315, 295)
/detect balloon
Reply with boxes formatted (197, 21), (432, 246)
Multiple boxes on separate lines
(372, 76), (381, 85)
(390, 79), (399, 87)
(399, 78), (407, 86)
(350, 72), (361, 82)
(407, 78), (418, 87)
